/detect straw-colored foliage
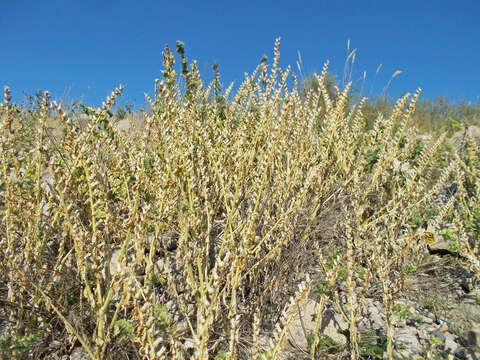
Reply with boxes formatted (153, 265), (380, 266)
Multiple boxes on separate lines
(0, 39), (477, 359)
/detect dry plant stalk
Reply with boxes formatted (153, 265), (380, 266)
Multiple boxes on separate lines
(0, 39), (468, 360)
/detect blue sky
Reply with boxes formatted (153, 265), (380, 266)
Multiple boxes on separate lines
(1, 0), (479, 109)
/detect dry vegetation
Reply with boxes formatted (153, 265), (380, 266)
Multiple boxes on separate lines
(1, 39), (479, 359)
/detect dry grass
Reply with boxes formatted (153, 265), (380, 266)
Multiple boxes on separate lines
(0, 39), (478, 359)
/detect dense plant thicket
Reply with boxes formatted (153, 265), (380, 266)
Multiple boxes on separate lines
(1, 40), (479, 359)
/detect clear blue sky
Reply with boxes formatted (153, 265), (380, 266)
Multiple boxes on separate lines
(1, 0), (479, 109)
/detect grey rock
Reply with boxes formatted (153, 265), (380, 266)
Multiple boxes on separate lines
(183, 338), (197, 349)
(391, 348), (422, 360)
(428, 234), (454, 254)
(459, 331), (480, 349)
(445, 332), (459, 353)
(69, 347), (89, 360)
(286, 298), (320, 350)
(320, 308), (348, 346)
(422, 316), (434, 325)
(175, 319), (188, 334)
(395, 327), (422, 354)
(357, 316), (371, 332)
(366, 301), (385, 329)
(166, 300), (175, 311)
(286, 300), (347, 351)
(458, 301), (480, 325)
(40, 169), (55, 198)
(450, 125), (480, 151)
(425, 311), (436, 321)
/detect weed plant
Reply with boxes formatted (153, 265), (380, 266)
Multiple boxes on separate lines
(0, 39), (477, 359)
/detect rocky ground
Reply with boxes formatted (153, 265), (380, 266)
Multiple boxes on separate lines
(3, 242), (479, 360)
(280, 256), (480, 359)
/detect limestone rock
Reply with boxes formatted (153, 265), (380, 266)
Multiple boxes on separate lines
(450, 125), (480, 151)
(320, 308), (348, 346)
(69, 347), (89, 360)
(395, 327), (422, 354)
(458, 330), (480, 349)
(286, 300), (347, 351)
